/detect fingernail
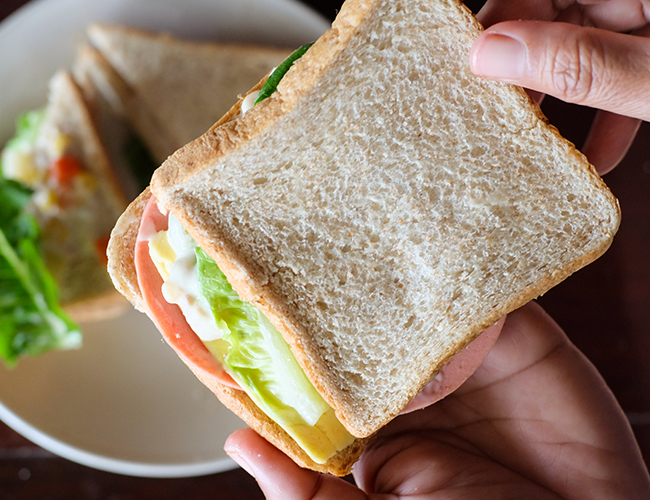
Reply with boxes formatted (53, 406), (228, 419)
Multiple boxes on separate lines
(226, 448), (256, 477)
(472, 33), (526, 80)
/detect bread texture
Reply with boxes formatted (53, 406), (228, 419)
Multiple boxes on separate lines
(109, 0), (620, 473)
(149, 0), (620, 438)
(73, 45), (144, 201)
(86, 24), (291, 161)
(33, 72), (128, 321)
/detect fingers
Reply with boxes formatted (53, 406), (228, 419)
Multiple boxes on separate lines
(477, 0), (650, 31)
(578, 0), (650, 32)
(400, 316), (505, 414)
(477, 0), (557, 27)
(225, 428), (366, 500)
(472, 302), (650, 497)
(583, 111), (642, 174)
(469, 21), (650, 121)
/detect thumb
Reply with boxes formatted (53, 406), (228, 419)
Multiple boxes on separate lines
(469, 21), (650, 121)
(225, 428), (367, 499)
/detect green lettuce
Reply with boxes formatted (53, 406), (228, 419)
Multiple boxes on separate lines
(255, 43), (314, 105)
(195, 247), (330, 427)
(0, 109), (46, 177)
(0, 175), (81, 366)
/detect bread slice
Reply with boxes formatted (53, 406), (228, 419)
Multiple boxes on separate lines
(109, 0), (620, 473)
(25, 72), (128, 321)
(85, 24), (292, 161)
(148, 0), (620, 437)
(73, 44), (153, 201)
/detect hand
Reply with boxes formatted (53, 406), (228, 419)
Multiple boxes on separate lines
(469, 0), (650, 174)
(224, 302), (650, 499)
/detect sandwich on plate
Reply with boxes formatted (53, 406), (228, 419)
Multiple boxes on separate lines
(1, 71), (128, 365)
(107, 0), (621, 475)
(73, 44), (154, 202)
(76, 24), (292, 165)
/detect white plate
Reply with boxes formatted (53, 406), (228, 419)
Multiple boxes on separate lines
(0, 0), (329, 478)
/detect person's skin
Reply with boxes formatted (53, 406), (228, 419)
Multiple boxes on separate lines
(470, 0), (650, 174)
(226, 303), (650, 498)
(224, 1), (650, 497)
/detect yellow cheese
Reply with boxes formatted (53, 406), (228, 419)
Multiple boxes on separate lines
(149, 230), (175, 280)
(2, 149), (41, 185)
(52, 132), (70, 157)
(281, 408), (355, 464)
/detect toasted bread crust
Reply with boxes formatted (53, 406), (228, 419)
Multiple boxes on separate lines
(106, 188), (151, 312)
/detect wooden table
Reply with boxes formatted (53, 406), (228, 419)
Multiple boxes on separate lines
(1, 1), (649, 498)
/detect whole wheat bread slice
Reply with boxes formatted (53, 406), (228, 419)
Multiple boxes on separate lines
(86, 24), (291, 161)
(109, 0), (620, 473)
(73, 45), (146, 201)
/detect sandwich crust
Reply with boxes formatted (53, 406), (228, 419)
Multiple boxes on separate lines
(39, 72), (129, 321)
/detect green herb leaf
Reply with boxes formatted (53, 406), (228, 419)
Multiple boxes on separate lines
(255, 42), (314, 105)
(0, 109), (46, 177)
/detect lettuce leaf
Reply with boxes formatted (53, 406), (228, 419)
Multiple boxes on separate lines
(0, 110), (45, 177)
(195, 247), (330, 427)
(4, 110), (45, 152)
(0, 177), (81, 366)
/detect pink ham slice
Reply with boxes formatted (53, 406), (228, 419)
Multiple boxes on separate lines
(135, 196), (240, 390)
(400, 316), (505, 413)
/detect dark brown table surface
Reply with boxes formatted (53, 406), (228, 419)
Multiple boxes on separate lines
(2, 1), (649, 498)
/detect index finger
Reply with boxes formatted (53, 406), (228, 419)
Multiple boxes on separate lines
(477, 0), (650, 31)
(476, 0), (558, 27)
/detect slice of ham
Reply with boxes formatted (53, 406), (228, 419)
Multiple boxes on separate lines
(400, 316), (505, 413)
(135, 195), (240, 390)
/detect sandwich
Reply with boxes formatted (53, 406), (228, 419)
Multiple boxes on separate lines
(107, 0), (621, 475)
(1, 71), (128, 364)
(76, 24), (292, 164)
(73, 44), (154, 201)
